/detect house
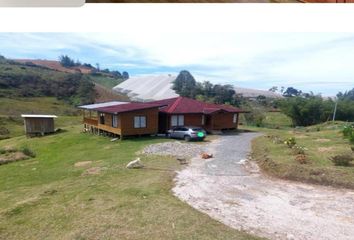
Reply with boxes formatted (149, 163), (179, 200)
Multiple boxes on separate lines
(21, 114), (57, 136)
(79, 101), (164, 139)
(149, 97), (247, 133)
(79, 97), (247, 138)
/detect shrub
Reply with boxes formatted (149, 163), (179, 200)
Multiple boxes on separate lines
(330, 154), (353, 167)
(293, 145), (306, 155)
(21, 147), (36, 158)
(0, 148), (5, 154)
(284, 137), (296, 148)
(342, 125), (354, 138)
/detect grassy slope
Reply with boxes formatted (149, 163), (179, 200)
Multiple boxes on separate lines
(249, 121), (354, 189)
(0, 97), (81, 139)
(89, 75), (124, 89)
(0, 126), (260, 240)
(262, 112), (292, 128)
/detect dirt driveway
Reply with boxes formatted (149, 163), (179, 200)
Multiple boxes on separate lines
(172, 133), (354, 240)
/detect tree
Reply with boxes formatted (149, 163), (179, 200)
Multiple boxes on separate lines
(283, 87), (302, 97)
(278, 96), (333, 126)
(122, 71), (130, 80)
(268, 86), (278, 92)
(211, 84), (235, 104)
(172, 70), (197, 98)
(338, 88), (354, 101)
(59, 55), (76, 67)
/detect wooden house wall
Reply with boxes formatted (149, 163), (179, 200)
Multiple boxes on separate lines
(211, 112), (238, 130)
(120, 108), (159, 136)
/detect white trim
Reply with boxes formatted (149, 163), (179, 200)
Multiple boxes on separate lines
(21, 114), (57, 118)
(233, 113), (237, 123)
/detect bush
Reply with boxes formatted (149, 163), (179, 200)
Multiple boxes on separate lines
(244, 110), (265, 127)
(0, 148), (5, 154)
(284, 137), (296, 148)
(330, 154), (353, 167)
(293, 145), (306, 155)
(21, 147), (36, 158)
(342, 125), (354, 137)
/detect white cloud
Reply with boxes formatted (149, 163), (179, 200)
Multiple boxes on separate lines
(0, 32), (353, 95)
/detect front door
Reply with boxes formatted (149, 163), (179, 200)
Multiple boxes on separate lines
(205, 115), (212, 132)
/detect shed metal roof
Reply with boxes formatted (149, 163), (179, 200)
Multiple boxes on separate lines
(21, 114), (57, 118)
(78, 101), (129, 110)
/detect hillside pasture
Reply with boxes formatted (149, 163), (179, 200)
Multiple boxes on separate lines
(250, 121), (354, 189)
(0, 97), (81, 139)
(0, 126), (260, 240)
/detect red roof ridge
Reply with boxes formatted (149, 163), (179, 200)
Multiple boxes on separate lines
(167, 96), (183, 113)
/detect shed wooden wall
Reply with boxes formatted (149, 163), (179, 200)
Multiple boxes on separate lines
(24, 118), (55, 134)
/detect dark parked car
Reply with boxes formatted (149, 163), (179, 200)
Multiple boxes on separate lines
(167, 126), (206, 141)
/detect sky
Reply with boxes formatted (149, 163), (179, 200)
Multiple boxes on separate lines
(0, 32), (353, 96)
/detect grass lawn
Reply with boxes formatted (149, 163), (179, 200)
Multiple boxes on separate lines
(0, 125), (260, 240)
(248, 121), (354, 189)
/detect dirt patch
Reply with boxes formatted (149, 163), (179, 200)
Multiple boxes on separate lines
(74, 161), (92, 167)
(82, 167), (102, 175)
(295, 134), (308, 139)
(317, 147), (334, 153)
(0, 152), (29, 165)
(315, 138), (331, 143)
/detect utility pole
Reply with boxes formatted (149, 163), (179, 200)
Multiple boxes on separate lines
(332, 99), (338, 122)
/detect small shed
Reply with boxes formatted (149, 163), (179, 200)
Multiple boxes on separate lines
(21, 114), (57, 136)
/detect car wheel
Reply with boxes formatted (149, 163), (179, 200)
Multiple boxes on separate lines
(166, 133), (171, 138)
(184, 135), (191, 142)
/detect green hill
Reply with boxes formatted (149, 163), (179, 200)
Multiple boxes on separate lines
(0, 57), (129, 140)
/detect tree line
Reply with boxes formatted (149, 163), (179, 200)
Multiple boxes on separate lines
(59, 55), (129, 80)
(276, 88), (354, 126)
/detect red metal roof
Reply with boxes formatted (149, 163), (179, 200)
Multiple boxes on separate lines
(150, 97), (246, 114)
(95, 102), (164, 114)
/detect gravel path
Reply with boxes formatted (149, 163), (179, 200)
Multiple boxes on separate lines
(142, 141), (207, 158)
(172, 132), (354, 240)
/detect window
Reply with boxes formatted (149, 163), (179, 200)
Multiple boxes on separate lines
(233, 114), (237, 123)
(99, 113), (105, 124)
(171, 115), (184, 127)
(112, 115), (118, 128)
(134, 116), (147, 128)
(201, 115), (205, 125)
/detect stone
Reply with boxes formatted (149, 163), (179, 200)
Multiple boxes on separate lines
(286, 234), (295, 240)
(126, 158), (144, 169)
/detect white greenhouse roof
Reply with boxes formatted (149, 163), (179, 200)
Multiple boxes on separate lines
(21, 114), (57, 118)
(113, 74), (179, 101)
(78, 101), (129, 110)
